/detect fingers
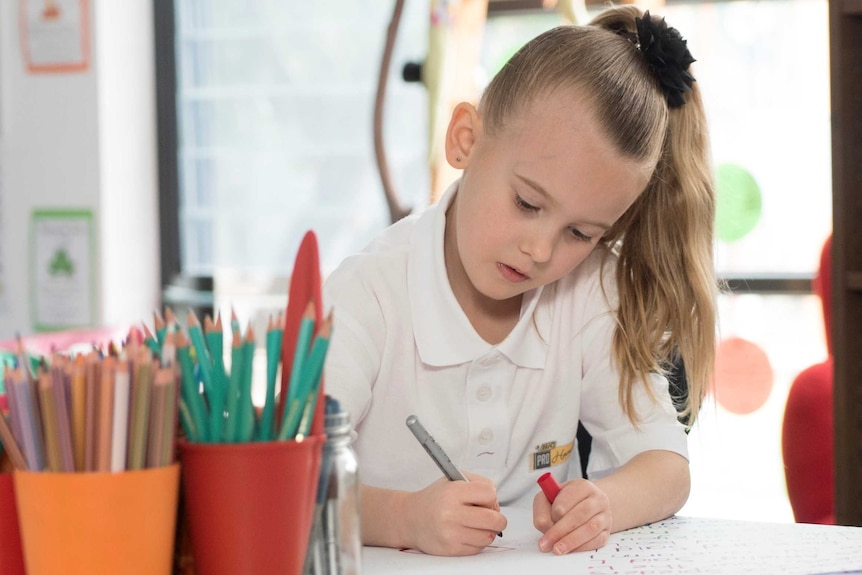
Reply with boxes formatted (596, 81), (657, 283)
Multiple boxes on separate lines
(416, 504), (507, 555)
(408, 477), (507, 556)
(434, 526), (501, 556)
(462, 503), (508, 535)
(539, 509), (611, 554)
(535, 479), (612, 555)
(533, 490), (553, 533)
(462, 472), (501, 510)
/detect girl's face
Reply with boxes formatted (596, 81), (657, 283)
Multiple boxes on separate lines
(445, 87), (649, 308)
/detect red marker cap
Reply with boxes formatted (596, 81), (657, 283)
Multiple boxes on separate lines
(538, 472), (561, 503)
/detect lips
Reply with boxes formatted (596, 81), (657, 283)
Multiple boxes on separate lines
(497, 262), (529, 283)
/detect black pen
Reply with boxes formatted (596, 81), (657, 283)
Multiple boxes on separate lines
(406, 415), (503, 537)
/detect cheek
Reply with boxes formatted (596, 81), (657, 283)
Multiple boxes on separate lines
(461, 204), (510, 248)
(549, 244), (595, 279)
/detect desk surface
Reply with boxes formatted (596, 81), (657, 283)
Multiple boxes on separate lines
(362, 506), (862, 574)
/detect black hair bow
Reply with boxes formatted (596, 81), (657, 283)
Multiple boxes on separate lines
(635, 11), (696, 108)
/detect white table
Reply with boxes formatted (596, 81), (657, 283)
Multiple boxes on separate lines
(362, 506), (862, 574)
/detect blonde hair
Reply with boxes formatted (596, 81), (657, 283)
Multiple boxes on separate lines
(479, 5), (716, 425)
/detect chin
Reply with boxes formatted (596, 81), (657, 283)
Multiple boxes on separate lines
(478, 283), (530, 303)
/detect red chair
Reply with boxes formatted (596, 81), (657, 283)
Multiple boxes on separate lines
(781, 236), (834, 524)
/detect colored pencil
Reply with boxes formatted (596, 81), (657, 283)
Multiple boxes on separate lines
(147, 367), (170, 468)
(13, 376), (45, 472)
(127, 351), (152, 471)
(224, 324), (244, 442)
(38, 368), (62, 471)
(142, 322), (160, 355)
(50, 360), (75, 472)
(295, 314), (332, 440)
(285, 303), (315, 411)
(84, 352), (100, 471)
(70, 355), (87, 471)
(236, 325), (256, 442)
(154, 309), (167, 345)
(278, 313), (332, 441)
(96, 357), (116, 472)
(3, 366), (23, 455)
(259, 312), (283, 441)
(0, 411), (27, 470)
(110, 360), (131, 472)
(177, 331), (207, 442)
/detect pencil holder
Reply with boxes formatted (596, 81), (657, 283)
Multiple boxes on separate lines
(0, 473), (26, 575)
(13, 463), (180, 575)
(178, 437), (324, 575)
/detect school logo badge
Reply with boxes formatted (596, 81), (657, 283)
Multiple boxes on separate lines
(529, 439), (573, 471)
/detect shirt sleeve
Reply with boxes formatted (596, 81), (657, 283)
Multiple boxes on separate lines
(321, 260), (385, 429)
(576, 308), (689, 480)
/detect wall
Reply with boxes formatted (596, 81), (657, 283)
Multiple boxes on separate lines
(0, 1), (159, 340)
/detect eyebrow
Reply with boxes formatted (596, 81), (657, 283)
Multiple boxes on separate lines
(515, 174), (613, 231)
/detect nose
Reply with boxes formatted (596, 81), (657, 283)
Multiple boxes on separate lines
(520, 224), (555, 263)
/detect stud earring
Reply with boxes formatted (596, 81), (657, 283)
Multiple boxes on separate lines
(456, 156), (462, 162)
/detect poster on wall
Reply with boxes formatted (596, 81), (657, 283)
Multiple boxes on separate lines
(31, 209), (95, 331)
(20, 0), (90, 74)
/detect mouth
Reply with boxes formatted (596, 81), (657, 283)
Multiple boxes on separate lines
(497, 262), (529, 283)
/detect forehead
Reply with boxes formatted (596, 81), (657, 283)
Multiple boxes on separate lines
(491, 88), (650, 215)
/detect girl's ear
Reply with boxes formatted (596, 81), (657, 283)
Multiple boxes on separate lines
(444, 102), (481, 169)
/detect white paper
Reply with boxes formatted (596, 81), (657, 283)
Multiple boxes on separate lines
(363, 507), (862, 575)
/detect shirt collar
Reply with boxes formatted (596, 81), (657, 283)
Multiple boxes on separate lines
(408, 181), (547, 369)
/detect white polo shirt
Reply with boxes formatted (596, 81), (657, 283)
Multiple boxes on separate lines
(323, 182), (688, 507)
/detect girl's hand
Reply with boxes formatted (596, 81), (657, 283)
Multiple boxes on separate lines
(404, 472), (507, 556)
(532, 478), (612, 554)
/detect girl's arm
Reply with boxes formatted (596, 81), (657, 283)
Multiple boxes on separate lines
(532, 449), (689, 554)
(361, 473), (508, 556)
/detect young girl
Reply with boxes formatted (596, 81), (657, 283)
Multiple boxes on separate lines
(323, 5), (715, 557)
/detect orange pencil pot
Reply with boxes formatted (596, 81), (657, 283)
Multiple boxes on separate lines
(0, 473), (26, 575)
(179, 437), (323, 575)
(13, 463), (180, 575)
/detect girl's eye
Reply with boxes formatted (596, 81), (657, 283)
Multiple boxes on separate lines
(514, 195), (538, 212)
(569, 227), (592, 242)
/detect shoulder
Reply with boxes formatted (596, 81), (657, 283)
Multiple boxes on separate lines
(324, 213), (419, 297)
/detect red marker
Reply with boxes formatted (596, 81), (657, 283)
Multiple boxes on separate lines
(538, 472), (561, 503)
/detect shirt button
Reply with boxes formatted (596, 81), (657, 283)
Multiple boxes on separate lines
(477, 386), (492, 401)
(478, 429), (494, 445)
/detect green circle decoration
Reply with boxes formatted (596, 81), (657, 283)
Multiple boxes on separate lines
(715, 163), (762, 243)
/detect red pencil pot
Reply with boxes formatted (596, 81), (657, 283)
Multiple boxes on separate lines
(0, 473), (25, 575)
(178, 437), (324, 575)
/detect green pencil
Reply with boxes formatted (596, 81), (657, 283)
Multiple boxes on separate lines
(277, 303), (315, 438)
(258, 313), (283, 441)
(236, 326), (256, 443)
(224, 327), (244, 442)
(177, 332), (208, 442)
(207, 313), (228, 443)
(295, 316), (332, 440)
(187, 311), (214, 398)
(279, 315), (332, 441)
